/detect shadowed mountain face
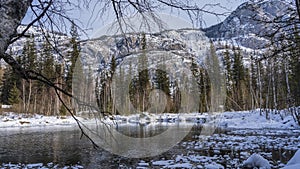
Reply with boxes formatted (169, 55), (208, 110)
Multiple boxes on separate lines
(203, 0), (296, 49)
(6, 0), (298, 69)
(80, 29), (210, 75)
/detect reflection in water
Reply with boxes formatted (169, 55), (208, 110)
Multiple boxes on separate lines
(0, 125), (298, 168)
(0, 129), (89, 165)
(115, 123), (169, 138)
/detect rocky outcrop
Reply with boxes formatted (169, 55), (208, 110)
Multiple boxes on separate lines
(203, 0), (296, 49)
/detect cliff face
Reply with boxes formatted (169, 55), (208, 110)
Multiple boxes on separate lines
(7, 26), (211, 77)
(6, 0), (298, 71)
(203, 0), (296, 49)
(79, 29), (210, 77)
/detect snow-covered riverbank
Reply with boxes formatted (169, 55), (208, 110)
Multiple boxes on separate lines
(0, 112), (83, 128)
(216, 109), (298, 129)
(0, 109), (299, 130)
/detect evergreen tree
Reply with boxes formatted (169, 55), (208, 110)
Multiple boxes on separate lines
(85, 66), (95, 110)
(21, 34), (38, 113)
(22, 34), (38, 70)
(8, 83), (20, 105)
(249, 53), (259, 109)
(66, 22), (80, 93)
(116, 63), (126, 113)
(127, 60), (136, 114)
(41, 37), (55, 81)
(1, 67), (20, 104)
(72, 56), (84, 111)
(136, 33), (151, 111)
(222, 43), (233, 111)
(290, 26), (300, 106)
(154, 68), (171, 113)
(232, 46), (245, 110)
(206, 41), (222, 112)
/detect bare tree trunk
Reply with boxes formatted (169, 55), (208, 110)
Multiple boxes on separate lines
(22, 79), (26, 113)
(249, 66), (254, 110)
(271, 58), (278, 113)
(257, 62), (263, 115)
(26, 80), (32, 113)
(34, 91), (37, 114)
(285, 59), (292, 108)
(50, 95), (53, 115)
(266, 64), (272, 120)
(55, 81), (60, 116)
(143, 92), (145, 112)
(42, 88), (46, 115)
(112, 81), (116, 115)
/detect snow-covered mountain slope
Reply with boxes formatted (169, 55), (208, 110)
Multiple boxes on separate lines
(5, 0), (298, 72)
(203, 0), (296, 50)
(80, 29), (210, 74)
(7, 25), (70, 62)
(7, 25), (210, 71)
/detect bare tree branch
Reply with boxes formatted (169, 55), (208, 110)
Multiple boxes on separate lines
(10, 0), (53, 44)
(296, 0), (300, 19)
(0, 0), (232, 146)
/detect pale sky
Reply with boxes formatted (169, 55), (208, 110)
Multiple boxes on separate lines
(22, 0), (246, 38)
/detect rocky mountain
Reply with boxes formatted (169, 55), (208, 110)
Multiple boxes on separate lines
(7, 25), (70, 62)
(79, 0), (298, 72)
(5, 25), (212, 83)
(80, 29), (210, 74)
(5, 0), (298, 71)
(203, 0), (296, 50)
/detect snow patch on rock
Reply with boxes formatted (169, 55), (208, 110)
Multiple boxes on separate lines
(242, 153), (271, 169)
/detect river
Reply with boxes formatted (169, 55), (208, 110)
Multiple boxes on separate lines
(0, 124), (299, 168)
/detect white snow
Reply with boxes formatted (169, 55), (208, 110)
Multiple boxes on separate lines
(26, 163), (44, 168)
(0, 108), (299, 130)
(1, 105), (12, 109)
(0, 162), (83, 169)
(167, 162), (193, 168)
(151, 155), (225, 169)
(0, 112), (88, 129)
(215, 109), (298, 129)
(283, 149), (300, 169)
(204, 163), (224, 169)
(242, 153), (271, 169)
(137, 161), (149, 167)
(152, 160), (174, 166)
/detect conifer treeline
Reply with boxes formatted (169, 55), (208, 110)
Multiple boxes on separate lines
(219, 43), (300, 113)
(95, 37), (300, 118)
(0, 24), (88, 116)
(1, 30), (299, 119)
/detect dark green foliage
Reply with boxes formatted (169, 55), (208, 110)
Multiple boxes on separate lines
(222, 44), (233, 111)
(231, 46), (246, 110)
(8, 83), (20, 105)
(153, 68), (171, 112)
(59, 105), (67, 116)
(1, 66), (20, 105)
(1, 23), (300, 119)
(191, 55), (210, 113)
(290, 28), (300, 106)
(206, 41), (223, 112)
(41, 37), (56, 81)
(22, 34), (38, 70)
(66, 22), (80, 93)
(129, 33), (152, 112)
